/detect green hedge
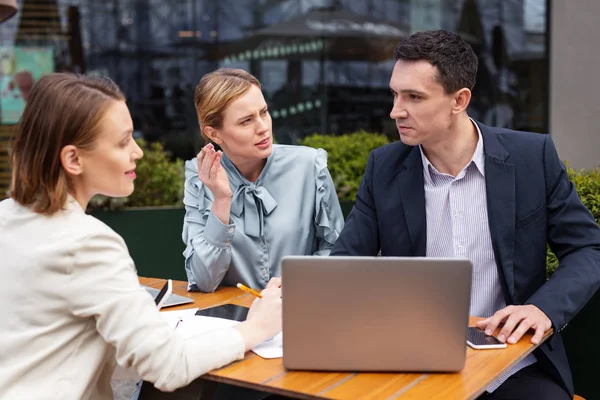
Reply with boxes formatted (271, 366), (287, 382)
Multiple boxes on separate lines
(87, 133), (600, 279)
(547, 165), (600, 276)
(301, 132), (600, 278)
(89, 133), (391, 209)
(300, 131), (390, 201)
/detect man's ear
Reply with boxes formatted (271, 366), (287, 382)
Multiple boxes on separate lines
(203, 126), (222, 144)
(60, 145), (83, 176)
(452, 88), (472, 114)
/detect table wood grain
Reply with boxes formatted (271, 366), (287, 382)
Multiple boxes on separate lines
(140, 277), (551, 400)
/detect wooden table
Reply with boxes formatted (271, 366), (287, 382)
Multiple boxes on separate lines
(140, 277), (551, 400)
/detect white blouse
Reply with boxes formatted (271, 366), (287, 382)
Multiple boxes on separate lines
(0, 197), (245, 399)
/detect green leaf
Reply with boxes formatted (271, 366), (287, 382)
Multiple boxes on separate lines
(300, 130), (391, 201)
(546, 163), (600, 277)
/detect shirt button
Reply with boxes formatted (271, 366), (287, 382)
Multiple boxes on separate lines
(225, 240), (231, 245)
(261, 268), (267, 274)
(228, 227), (234, 233)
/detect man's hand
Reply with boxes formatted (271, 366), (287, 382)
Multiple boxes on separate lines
(476, 305), (552, 345)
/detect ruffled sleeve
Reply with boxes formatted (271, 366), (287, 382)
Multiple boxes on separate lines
(313, 148), (345, 255)
(182, 159), (235, 292)
(182, 159), (209, 231)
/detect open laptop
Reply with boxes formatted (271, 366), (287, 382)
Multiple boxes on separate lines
(281, 256), (472, 372)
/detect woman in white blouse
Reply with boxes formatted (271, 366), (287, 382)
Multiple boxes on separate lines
(0, 73), (282, 400)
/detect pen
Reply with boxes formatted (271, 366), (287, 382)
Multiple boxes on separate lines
(236, 283), (263, 298)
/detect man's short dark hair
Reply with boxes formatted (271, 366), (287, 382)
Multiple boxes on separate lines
(393, 30), (478, 94)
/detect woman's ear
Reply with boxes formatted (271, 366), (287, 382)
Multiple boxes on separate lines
(203, 126), (223, 144)
(60, 145), (83, 176)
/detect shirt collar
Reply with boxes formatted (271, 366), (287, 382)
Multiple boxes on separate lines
(419, 118), (485, 178)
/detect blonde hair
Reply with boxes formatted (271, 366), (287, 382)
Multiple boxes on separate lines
(10, 73), (125, 215)
(194, 68), (261, 135)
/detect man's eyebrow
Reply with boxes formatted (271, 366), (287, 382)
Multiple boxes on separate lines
(397, 89), (427, 96)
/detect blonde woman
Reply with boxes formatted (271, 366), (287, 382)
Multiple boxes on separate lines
(183, 68), (345, 293)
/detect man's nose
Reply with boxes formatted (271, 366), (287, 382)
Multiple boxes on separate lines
(390, 102), (408, 120)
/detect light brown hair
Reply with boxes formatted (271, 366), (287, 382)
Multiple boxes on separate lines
(194, 68), (261, 137)
(10, 72), (125, 215)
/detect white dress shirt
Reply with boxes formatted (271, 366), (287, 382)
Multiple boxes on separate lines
(420, 121), (535, 391)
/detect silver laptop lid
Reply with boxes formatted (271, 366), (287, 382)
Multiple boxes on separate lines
(282, 256), (472, 372)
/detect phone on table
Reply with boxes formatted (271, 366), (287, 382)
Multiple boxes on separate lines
(467, 327), (507, 350)
(195, 304), (250, 322)
(154, 279), (172, 310)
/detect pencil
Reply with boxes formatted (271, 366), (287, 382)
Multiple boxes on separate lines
(236, 283), (263, 298)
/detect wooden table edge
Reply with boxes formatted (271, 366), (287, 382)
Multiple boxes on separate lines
(464, 328), (553, 400)
(139, 277), (554, 400)
(202, 322), (554, 400)
(203, 372), (324, 400)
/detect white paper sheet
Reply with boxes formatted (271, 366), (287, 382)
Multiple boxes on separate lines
(159, 307), (199, 330)
(251, 332), (283, 359)
(168, 314), (240, 339)
(159, 307), (283, 358)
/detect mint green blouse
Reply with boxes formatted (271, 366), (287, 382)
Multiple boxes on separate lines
(182, 144), (345, 292)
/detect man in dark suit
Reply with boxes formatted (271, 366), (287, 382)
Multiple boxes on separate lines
(332, 30), (600, 399)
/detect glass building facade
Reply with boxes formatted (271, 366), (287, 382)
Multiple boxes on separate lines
(0, 0), (548, 192)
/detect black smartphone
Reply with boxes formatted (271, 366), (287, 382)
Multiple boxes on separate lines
(467, 327), (507, 349)
(195, 304), (250, 322)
